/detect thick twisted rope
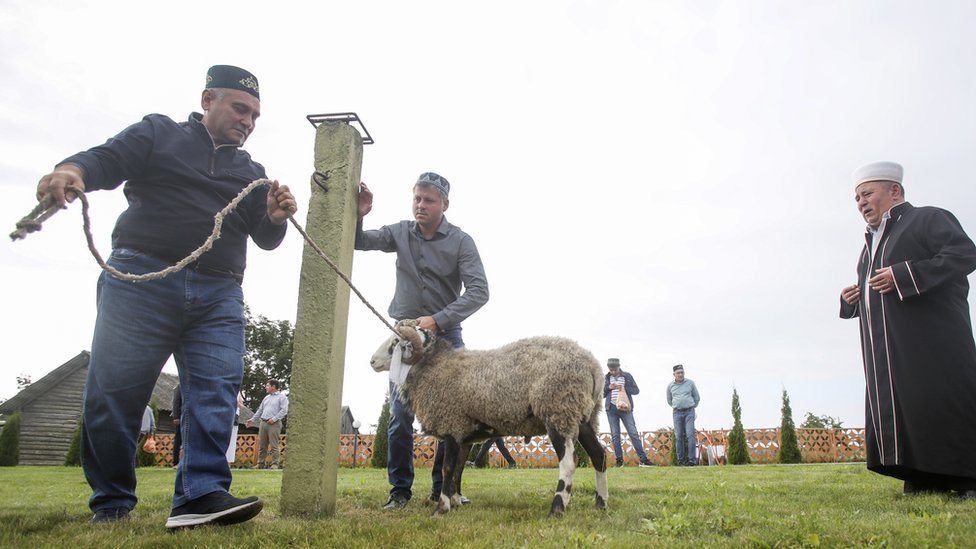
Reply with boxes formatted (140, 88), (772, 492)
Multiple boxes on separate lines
(284, 214), (397, 335)
(10, 179), (399, 337)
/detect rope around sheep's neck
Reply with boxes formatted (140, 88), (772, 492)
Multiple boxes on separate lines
(11, 179), (400, 338)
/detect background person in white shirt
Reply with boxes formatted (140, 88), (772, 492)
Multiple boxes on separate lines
(246, 380), (289, 469)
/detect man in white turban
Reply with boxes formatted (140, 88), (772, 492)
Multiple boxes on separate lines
(840, 161), (976, 499)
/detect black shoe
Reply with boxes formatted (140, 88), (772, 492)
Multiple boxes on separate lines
(639, 460), (654, 468)
(615, 460), (624, 468)
(165, 491), (263, 529)
(904, 480), (951, 495)
(384, 493), (409, 510)
(958, 489), (976, 500)
(90, 507), (130, 525)
(507, 462), (518, 469)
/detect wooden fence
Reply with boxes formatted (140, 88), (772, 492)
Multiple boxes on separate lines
(152, 428), (865, 468)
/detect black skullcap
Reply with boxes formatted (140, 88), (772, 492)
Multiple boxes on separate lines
(416, 172), (450, 197)
(607, 358), (621, 369)
(205, 65), (260, 99)
(673, 364), (684, 372)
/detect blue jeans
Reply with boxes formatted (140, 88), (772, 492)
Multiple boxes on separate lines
(606, 406), (649, 463)
(388, 326), (463, 498)
(82, 249), (245, 512)
(673, 408), (697, 464)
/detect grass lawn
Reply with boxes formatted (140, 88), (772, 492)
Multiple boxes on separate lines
(1, 463), (973, 547)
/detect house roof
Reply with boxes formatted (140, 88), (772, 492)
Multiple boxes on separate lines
(151, 372), (179, 412)
(0, 351), (89, 415)
(0, 352), (253, 420)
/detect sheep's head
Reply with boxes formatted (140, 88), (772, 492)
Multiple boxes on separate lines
(369, 320), (436, 372)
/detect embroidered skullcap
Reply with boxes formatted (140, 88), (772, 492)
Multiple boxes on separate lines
(673, 364), (684, 372)
(416, 172), (450, 197)
(607, 358), (621, 369)
(205, 65), (260, 99)
(852, 161), (903, 188)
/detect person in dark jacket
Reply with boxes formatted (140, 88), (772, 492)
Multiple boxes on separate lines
(34, 65), (297, 528)
(840, 161), (976, 499)
(604, 358), (653, 467)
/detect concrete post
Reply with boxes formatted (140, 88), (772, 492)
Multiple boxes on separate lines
(280, 122), (363, 517)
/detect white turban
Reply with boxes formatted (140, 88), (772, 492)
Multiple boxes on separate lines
(852, 161), (903, 188)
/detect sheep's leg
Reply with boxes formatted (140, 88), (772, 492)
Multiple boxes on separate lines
(547, 429), (576, 518)
(455, 442), (472, 502)
(578, 419), (609, 510)
(434, 436), (462, 517)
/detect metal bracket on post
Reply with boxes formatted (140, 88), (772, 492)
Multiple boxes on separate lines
(306, 113), (374, 145)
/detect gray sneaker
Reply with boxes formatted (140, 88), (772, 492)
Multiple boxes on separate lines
(384, 493), (409, 510)
(90, 507), (130, 525)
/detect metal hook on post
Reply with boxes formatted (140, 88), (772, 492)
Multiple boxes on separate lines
(306, 113), (374, 145)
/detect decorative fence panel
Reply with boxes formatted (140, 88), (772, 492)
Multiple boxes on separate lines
(152, 428), (866, 468)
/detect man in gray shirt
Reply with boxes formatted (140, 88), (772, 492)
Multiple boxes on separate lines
(356, 172), (489, 510)
(666, 364), (701, 466)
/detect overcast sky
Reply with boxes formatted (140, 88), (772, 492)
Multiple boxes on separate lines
(2, 1), (975, 436)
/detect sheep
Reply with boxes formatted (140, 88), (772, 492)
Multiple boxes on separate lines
(370, 319), (609, 518)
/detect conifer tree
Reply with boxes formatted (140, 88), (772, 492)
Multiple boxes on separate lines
(64, 419), (82, 466)
(778, 389), (802, 464)
(371, 394), (391, 468)
(667, 428), (680, 465)
(0, 412), (22, 466)
(727, 389), (751, 465)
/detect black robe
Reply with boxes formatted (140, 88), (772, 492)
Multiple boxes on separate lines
(840, 202), (976, 485)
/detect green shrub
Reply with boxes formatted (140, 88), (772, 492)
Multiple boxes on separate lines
(668, 428), (679, 465)
(64, 419), (82, 466)
(0, 412), (22, 466)
(574, 439), (591, 468)
(778, 389), (802, 464)
(727, 389), (751, 465)
(371, 395), (391, 468)
(468, 443), (482, 463)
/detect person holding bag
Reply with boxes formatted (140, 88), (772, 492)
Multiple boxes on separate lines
(604, 358), (653, 467)
(140, 405), (157, 456)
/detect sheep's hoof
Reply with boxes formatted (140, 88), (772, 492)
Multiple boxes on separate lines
(595, 494), (608, 510)
(432, 497), (451, 517)
(548, 497), (565, 518)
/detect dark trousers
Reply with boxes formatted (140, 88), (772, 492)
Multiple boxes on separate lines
(387, 326), (464, 498)
(474, 437), (516, 467)
(172, 426), (182, 465)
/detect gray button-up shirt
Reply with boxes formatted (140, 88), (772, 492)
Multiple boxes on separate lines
(355, 217), (489, 329)
(253, 392), (289, 423)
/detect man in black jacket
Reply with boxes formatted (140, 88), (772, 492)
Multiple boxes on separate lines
(840, 161), (976, 499)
